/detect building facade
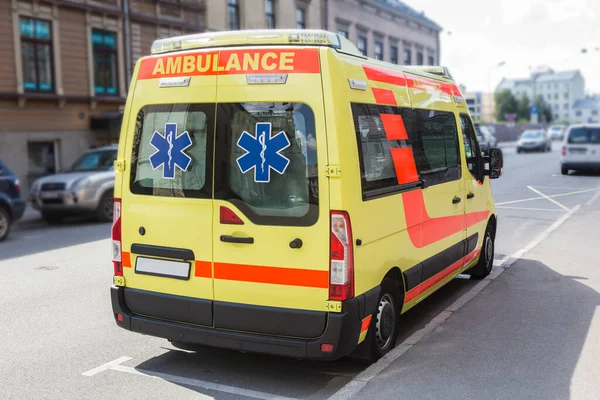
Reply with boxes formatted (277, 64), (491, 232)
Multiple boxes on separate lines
(1, 0), (439, 195)
(571, 96), (600, 124)
(326, 0), (441, 65)
(462, 90), (495, 123)
(497, 69), (585, 123)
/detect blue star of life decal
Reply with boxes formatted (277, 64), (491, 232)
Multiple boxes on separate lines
(236, 122), (291, 183)
(149, 123), (193, 179)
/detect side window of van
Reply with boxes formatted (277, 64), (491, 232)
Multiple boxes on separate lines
(411, 109), (461, 186)
(459, 114), (484, 181)
(351, 103), (418, 197)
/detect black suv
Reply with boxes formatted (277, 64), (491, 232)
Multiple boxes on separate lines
(0, 158), (25, 241)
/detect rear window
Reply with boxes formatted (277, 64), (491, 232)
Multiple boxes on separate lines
(568, 127), (600, 144)
(69, 150), (116, 172)
(214, 102), (318, 226)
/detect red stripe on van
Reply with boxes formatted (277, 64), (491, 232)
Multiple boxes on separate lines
(405, 74), (461, 96)
(214, 262), (329, 289)
(380, 114), (408, 141)
(363, 65), (407, 86)
(194, 261), (212, 278)
(405, 248), (480, 302)
(122, 252), (131, 268)
(390, 148), (419, 185)
(371, 88), (397, 105)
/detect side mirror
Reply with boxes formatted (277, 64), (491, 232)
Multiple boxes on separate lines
(485, 147), (503, 179)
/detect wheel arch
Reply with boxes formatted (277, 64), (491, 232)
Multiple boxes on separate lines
(383, 267), (405, 309)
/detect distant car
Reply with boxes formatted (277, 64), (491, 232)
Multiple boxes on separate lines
(0, 158), (25, 241)
(547, 124), (566, 141)
(29, 145), (117, 224)
(517, 130), (552, 153)
(475, 124), (497, 152)
(560, 124), (600, 175)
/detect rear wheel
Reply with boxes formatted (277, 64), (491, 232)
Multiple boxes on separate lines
(42, 212), (65, 225)
(0, 207), (11, 242)
(96, 191), (114, 222)
(561, 167), (569, 175)
(517, 148), (522, 154)
(470, 222), (495, 280)
(352, 278), (399, 364)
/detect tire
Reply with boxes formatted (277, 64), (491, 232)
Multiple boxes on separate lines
(470, 222), (495, 280)
(517, 148), (521, 154)
(352, 278), (399, 364)
(0, 207), (11, 242)
(561, 167), (569, 175)
(42, 212), (65, 225)
(96, 191), (114, 222)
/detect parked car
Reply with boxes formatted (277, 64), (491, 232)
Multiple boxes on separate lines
(474, 124), (497, 152)
(29, 145), (117, 224)
(0, 158), (26, 241)
(547, 124), (566, 141)
(516, 130), (552, 153)
(560, 124), (600, 175)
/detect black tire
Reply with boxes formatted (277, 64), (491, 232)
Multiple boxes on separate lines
(96, 191), (114, 222)
(0, 206), (11, 242)
(470, 222), (495, 280)
(516, 148), (521, 154)
(561, 167), (569, 175)
(42, 212), (65, 225)
(352, 278), (399, 364)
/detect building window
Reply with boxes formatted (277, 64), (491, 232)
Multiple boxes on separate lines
(19, 17), (54, 92)
(338, 29), (348, 39)
(564, 103), (569, 110)
(403, 48), (411, 64)
(554, 93), (559, 99)
(228, 0), (240, 30)
(428, 55), (434, 65)
(416, 51), (423, 65)
(265, 0), (275, 29)
(357, 36), (367, 56)
(564, 92), (569, 99)
(374, 41), (383, 61)
(576, 110), (582, 117)
(296, 8), (305, 29)
(92, 29), (118, 96)
(390, 45), (398, 64)
(592, 110), (599, 116)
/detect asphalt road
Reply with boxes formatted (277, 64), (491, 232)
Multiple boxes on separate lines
(0, 142), (598, 400)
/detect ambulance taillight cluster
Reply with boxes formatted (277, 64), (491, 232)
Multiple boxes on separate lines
(112, 198), (122, 276)
(329, 211), (354, 301)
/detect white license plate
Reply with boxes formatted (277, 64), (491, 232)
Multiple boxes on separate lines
(41, 191), (60, 199)
(135, 257), (191, 280)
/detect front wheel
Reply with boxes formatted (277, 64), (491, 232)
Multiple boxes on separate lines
(470, 223), (495, 280)
(561, 167), (569, 175)
(96, 191), (114, 222)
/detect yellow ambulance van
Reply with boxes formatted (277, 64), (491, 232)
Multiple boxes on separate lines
(110, 29), (504, 363)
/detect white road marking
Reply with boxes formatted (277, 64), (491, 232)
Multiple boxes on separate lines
(585, 189), (600, 207)
(527, 186), (571, 211)
(496, 188), (596, 206)
(82, 356), (132, 377)
(496, 206), (566, 212)
(110, 364), (299, 400)
(327, 204), (585, 400)
(533, 186), (595, 190)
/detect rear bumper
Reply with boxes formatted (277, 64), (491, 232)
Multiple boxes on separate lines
(12, 199), (25, 221)
(561, 161), (600, 170)
(111, 285), (380, 360)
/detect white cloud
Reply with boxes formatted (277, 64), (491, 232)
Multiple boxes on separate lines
(407, 0), (600, 93)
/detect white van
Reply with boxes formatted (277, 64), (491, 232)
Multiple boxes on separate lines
(561, 124), (600, 175)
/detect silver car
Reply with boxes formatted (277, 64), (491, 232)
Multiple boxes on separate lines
(517, 130), (552, 153)
(29, 145), (117, 223)
(475, 124), (498, 153)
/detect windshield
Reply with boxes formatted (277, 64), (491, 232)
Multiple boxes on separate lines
(568, 127), (600, 144)
(521, 131), (543, 139)
(69, 150), (117, 172)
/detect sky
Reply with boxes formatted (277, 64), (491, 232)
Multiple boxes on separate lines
(406, 0), (600, 94)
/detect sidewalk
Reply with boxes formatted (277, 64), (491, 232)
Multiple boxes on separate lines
(340, 196), (600, 399)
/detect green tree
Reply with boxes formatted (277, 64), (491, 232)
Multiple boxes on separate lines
(495, 89), (518, 121)
(534, 95), (553, 123)
(517, 93), (531, 121)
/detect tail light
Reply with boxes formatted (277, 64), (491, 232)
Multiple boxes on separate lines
(14, 178), (21, 195)
(111, 198), (122, 276)
(329, 211), (354, 301)
(561, 146), (566, 156)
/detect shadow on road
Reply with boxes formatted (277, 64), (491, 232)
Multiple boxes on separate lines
(0, 218), (110, 261)
(360, 258), (600, 400)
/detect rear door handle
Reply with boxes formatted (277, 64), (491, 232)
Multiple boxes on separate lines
(452, 196), (462, 204)
(220, 235), (254, 244)
(467, 192), (475, 199)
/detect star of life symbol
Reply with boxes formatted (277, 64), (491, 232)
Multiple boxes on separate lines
(236, 122), (291, 183)
(149, 123), (193, 179)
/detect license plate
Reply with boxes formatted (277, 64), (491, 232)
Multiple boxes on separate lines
(135, 257), (191, 280)
(41, 191), (60, 199)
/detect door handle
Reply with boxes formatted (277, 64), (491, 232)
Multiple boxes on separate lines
(467, 192), (475, 199)
(220, 235), (254, 244)
(452, 196), (462, 204)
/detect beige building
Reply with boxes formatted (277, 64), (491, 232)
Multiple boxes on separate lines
(325, 0), (441, 65)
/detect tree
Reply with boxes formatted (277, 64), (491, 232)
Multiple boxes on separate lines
(534, 95), (553, 123)
(495, 89), (518, 121)
(517, 93), (531, 121)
